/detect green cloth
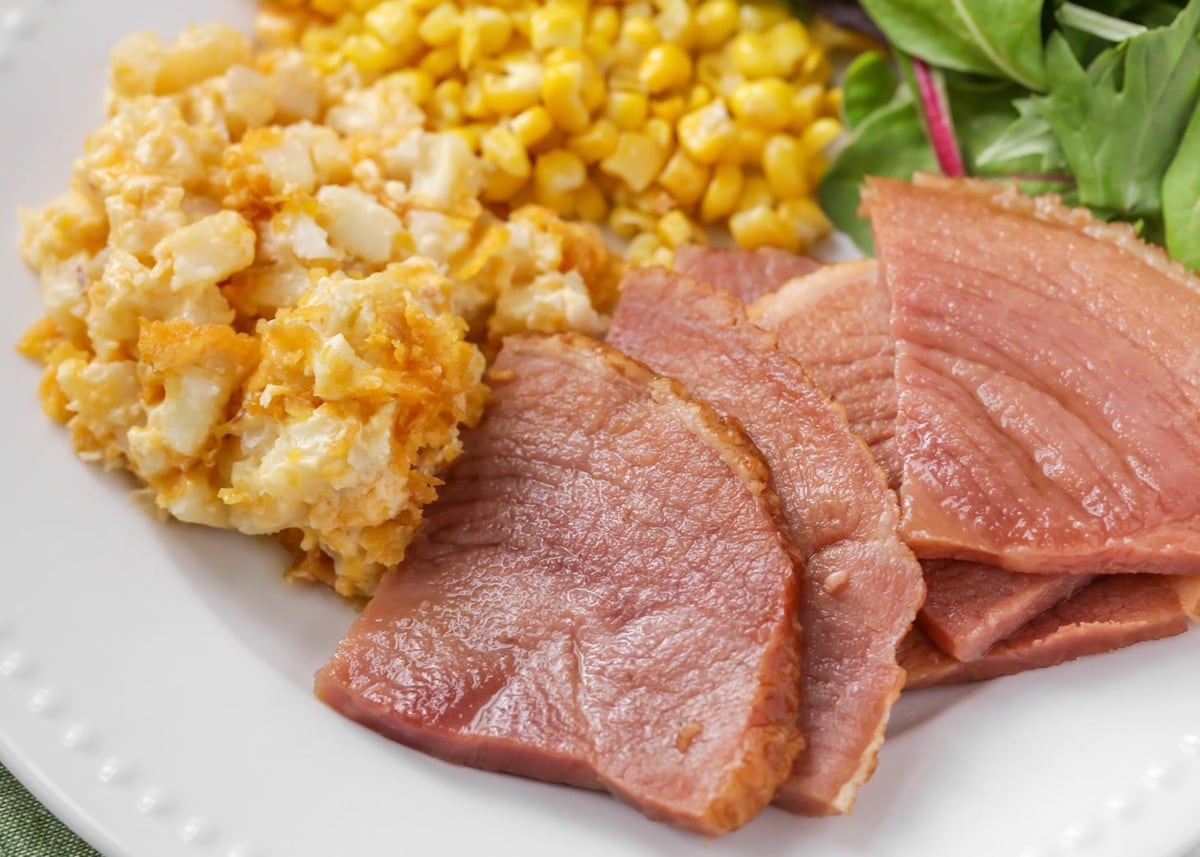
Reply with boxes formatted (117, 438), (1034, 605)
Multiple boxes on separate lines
(0, 762), (100, 857)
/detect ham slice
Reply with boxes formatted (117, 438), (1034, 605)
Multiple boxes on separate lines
(674, 244), (821, 304)
(750, 260), (899, 486)
(900, 576), (1190, 689)
(315, 333), (805, 836)
(751, 262), (1085, 662)
(607, 267), (924, 816)
(869, 174), (1200, 576)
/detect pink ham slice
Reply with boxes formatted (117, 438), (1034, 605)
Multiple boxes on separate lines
(674, 244), (821, 304)
(607, 267), (924, 816)
(750, 262), (1084, 662)
(869, 174), (1200, 576)
(315, 333), (805, 836)
(900, 576), (1190, 689)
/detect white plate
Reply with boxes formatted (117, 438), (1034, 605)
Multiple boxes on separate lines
(3, 2), (1200, 856)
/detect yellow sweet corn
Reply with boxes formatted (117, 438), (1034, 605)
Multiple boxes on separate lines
(730, 204), (799, 252)
(271, 0), (857, 253)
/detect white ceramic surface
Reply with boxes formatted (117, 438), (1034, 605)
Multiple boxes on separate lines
(2, 2), (1200, 856)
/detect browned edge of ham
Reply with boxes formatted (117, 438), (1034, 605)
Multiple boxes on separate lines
(674, 244), (821, 304)
(607, 266), (924, 816)
(750, 261), (1088, 663)
(315, 332), (805, 836)
(868, 173), (1200, 576)
(900, 576), (1191, 689)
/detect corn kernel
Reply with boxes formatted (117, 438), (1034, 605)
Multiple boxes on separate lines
(481, 125), (532, 178)
(418, 2), (460, 46)
(657, 149), (710, 207)
(654, 0), (693, 47)
(364, 1), (418, 46)
(386, 69), (435, 105)
(600, 132), (668, 193)
(766, 20), (811, 75)
(729, 31), (789, 78)
(650, 96), (686, 123)
(342, 33), (394, 73)
(566, 119), (619, 163)
(590, 6), (620, 43)
(738, 174), (775, 212)
(530, 4), (584, 51)
(534, 150), (587, 199)
(482, 62), (544, 115)
(738, 2), (789, 32)
(799, 47), (831, 83)
(627, 231), (664, 263)
(639, 44), (692, 94)
(349, 0), (379, 12)
(656, 210), (701, 248)
(610, 205), (658, 238)
(462, 80), (490, 119)
(446, 125), (481, 151)
(686, 84), (712, 111)
(699, 162), (743, 222)
(542, 63), (592, 133)
(694, 0), (738, 48)
(510, 105), (554, 147)
(762, 134), (807, 200)
(467, 8), (513, 61)
(644, 117), (673, 152)
(575, 179), (608, 222)
(616, 17), (660, 64)
(677, 100), (735, 164)
(430, 78), (465, 125)
(799, 116), (843, 156)
(606, 90), (649, 131)
(823, 87), (844, 118)
(255, 10), (300, 48)
(730, 205), (798, 252)
(728, 78), (792, 131)
(419, 44), (459, 78)
(789, 84), (824, 133)
(778, 197), (832, 248)
(728, 125), (767, 164)
(546, 49), (606, 110)
(482, 167), (527, 202)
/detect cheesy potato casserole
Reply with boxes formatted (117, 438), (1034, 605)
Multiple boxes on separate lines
(19, 22), (622, 597)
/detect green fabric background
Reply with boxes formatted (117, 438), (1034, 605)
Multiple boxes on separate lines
(0, 763), (100, 857)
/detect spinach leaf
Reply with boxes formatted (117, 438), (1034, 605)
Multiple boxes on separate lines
(842, 51), (898, 131)
(819, 97), (938, 252)
(858, 0), (1047, 89)
(1163, 104), (1200, 270)
(1035, 1), (1200, 218)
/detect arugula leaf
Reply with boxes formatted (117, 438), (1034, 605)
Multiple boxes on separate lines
(1035, 2), (1200, 218)
(974, 96), (1070, 175)
(1163, 104), (1200, 270)
(842, 52), (897, 131)
(819, 97), (938, 252)
(858, 0), (1046, 90)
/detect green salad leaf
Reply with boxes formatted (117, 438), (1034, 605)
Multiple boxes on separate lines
(825, 0), (1200, 270)
(1164, 104), (1200, 268)
(842, 52), (898, 130)
(819, 98), (937, 253)
(1035, 1), (1200, 218)
(857, 0), (1047, 89)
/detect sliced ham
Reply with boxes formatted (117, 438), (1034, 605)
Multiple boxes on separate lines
(750, 262), (1086, 662)
(607, 267), (924, 816)
(315, 333), (805, 836)
(900, 576), (1190, 689)
(750, 260), (898, 486)
(674, 244), (821, 304)
(869, 174), (1200, 576)
(919, 561), (1087, 662)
